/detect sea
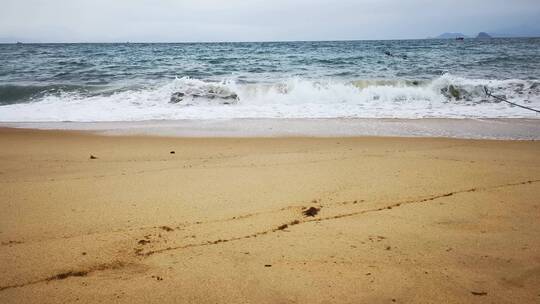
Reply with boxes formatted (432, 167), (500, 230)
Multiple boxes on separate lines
(0, 39), (539, 125)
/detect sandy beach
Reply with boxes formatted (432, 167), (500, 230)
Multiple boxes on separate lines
(0, 127), (539, 303)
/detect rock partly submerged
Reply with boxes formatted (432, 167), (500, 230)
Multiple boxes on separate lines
(440, 84), (481, 101)
(170, 86), (239, 105)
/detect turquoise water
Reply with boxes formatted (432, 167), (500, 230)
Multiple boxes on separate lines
(0, 39), (539, 121)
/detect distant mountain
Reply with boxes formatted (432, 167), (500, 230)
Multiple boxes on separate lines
(433, 33), (468, 39)
(476, 32), (492, 39)
(430, 29), (539, 40)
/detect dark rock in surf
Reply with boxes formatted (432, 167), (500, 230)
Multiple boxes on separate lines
(448, 85), (461, 99)
(170, 92), (185, 103)
(169, 89), (239, 105)
(384, 50), (407, 60)
(441, 85), (472, 101)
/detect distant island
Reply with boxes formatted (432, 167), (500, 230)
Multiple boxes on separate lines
(431, 31), (536, 39)
(476, 32), (492, 39)
(433, 33), (469, 39)
(432, 32), (492, 39)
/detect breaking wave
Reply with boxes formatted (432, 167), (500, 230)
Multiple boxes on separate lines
(0, 74), (538, 122)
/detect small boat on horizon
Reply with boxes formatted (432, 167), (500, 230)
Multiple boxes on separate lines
(455, 37), (465, 41)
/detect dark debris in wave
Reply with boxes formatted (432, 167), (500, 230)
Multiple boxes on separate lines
(169, 87), (239, 105)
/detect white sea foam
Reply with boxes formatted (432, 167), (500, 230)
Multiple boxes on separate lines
(0, 74), (538, 122)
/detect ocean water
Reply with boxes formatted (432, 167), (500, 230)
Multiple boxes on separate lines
(0, 39), (539, 122)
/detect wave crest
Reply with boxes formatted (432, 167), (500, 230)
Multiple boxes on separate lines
(0, 74), (539, 121)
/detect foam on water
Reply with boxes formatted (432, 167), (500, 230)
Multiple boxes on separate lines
(0, 74), (538, 122)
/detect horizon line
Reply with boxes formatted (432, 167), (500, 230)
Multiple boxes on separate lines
(2, 36), (539, 44)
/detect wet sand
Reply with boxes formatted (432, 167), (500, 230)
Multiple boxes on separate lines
(0, 127), (539, 303)
(3, 118), (540, 139)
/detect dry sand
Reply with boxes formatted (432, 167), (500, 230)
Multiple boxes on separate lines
(0, 127), (539, 303)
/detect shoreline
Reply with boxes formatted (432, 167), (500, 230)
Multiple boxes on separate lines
(0, 128), (539, 303)
(1, 117), (539, 140)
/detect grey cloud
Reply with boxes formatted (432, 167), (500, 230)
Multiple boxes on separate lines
(1, 0), (539, 42)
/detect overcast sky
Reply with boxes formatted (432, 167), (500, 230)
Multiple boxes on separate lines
(2, 0), (539, 42)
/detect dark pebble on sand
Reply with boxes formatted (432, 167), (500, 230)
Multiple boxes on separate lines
(151, 275), (163, 281)
(160, 226), (174, 232)
(277, 224), (288, 230)
(303, 207), (320, 217)
(471, 291), (487, 296)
